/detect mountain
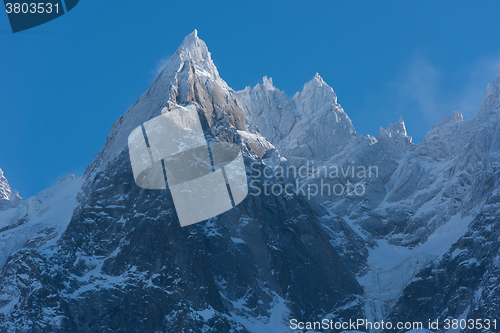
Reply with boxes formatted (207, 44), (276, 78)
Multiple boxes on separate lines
(238, 59), (500, 329)
(237, 73), (356, 162)
(384, 66), (500, 331)
(0, 31), (499, 333)
(0, 168), (22, 211)
(0, 31), (364, 332)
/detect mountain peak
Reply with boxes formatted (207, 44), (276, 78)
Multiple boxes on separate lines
(262, 76), (275, 90)
(178, 29), (201, 51)
(161, 30), (219, 79)
(313, 72), (323, 82)
(176, 30), (209, 61)
(297, 73), (337, 104)
(477, 66), (500, 120)
(380, 116), (411, 140)
(0, 168), (22, 210)
(309, 72), (327, 86)
(0, 168), (12, 201)
(378, 116), (412, 158)
(443, 111), (464, 123)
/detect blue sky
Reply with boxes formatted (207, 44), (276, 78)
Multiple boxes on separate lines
(1, 0), (499, 198)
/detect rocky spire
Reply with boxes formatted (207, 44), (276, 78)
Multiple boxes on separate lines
(160, 29), (220, 80)
(86, 30), (243, 176)
(380, 116), (410, 139)
(0, 168), (22, 210)
(379, 116), (413, 159)
(295, 72), (338, 105)
(261, 76), (275, 90)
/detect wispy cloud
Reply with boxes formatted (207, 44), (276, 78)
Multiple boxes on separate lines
(392, 53), (500, 125)
(455, 56), (500, 117)
(394, 57), (442, 123)
(151, 54), (172, 79)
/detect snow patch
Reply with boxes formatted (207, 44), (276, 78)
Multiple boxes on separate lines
(359, 213), (474, 324)
(0, 177), (83, 269)
(229, 294), (290, 333)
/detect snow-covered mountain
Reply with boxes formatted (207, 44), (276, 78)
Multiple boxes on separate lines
(237, 73), (356, 162)
(238, 57), (500, 329)
(0, 169), (22, 211)
(0, 31), (499, 332)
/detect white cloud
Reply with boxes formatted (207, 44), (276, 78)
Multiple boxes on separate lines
(392, 53), (500, 125)
(394, 57), (442, 123)
(454, 56), (500, 117)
